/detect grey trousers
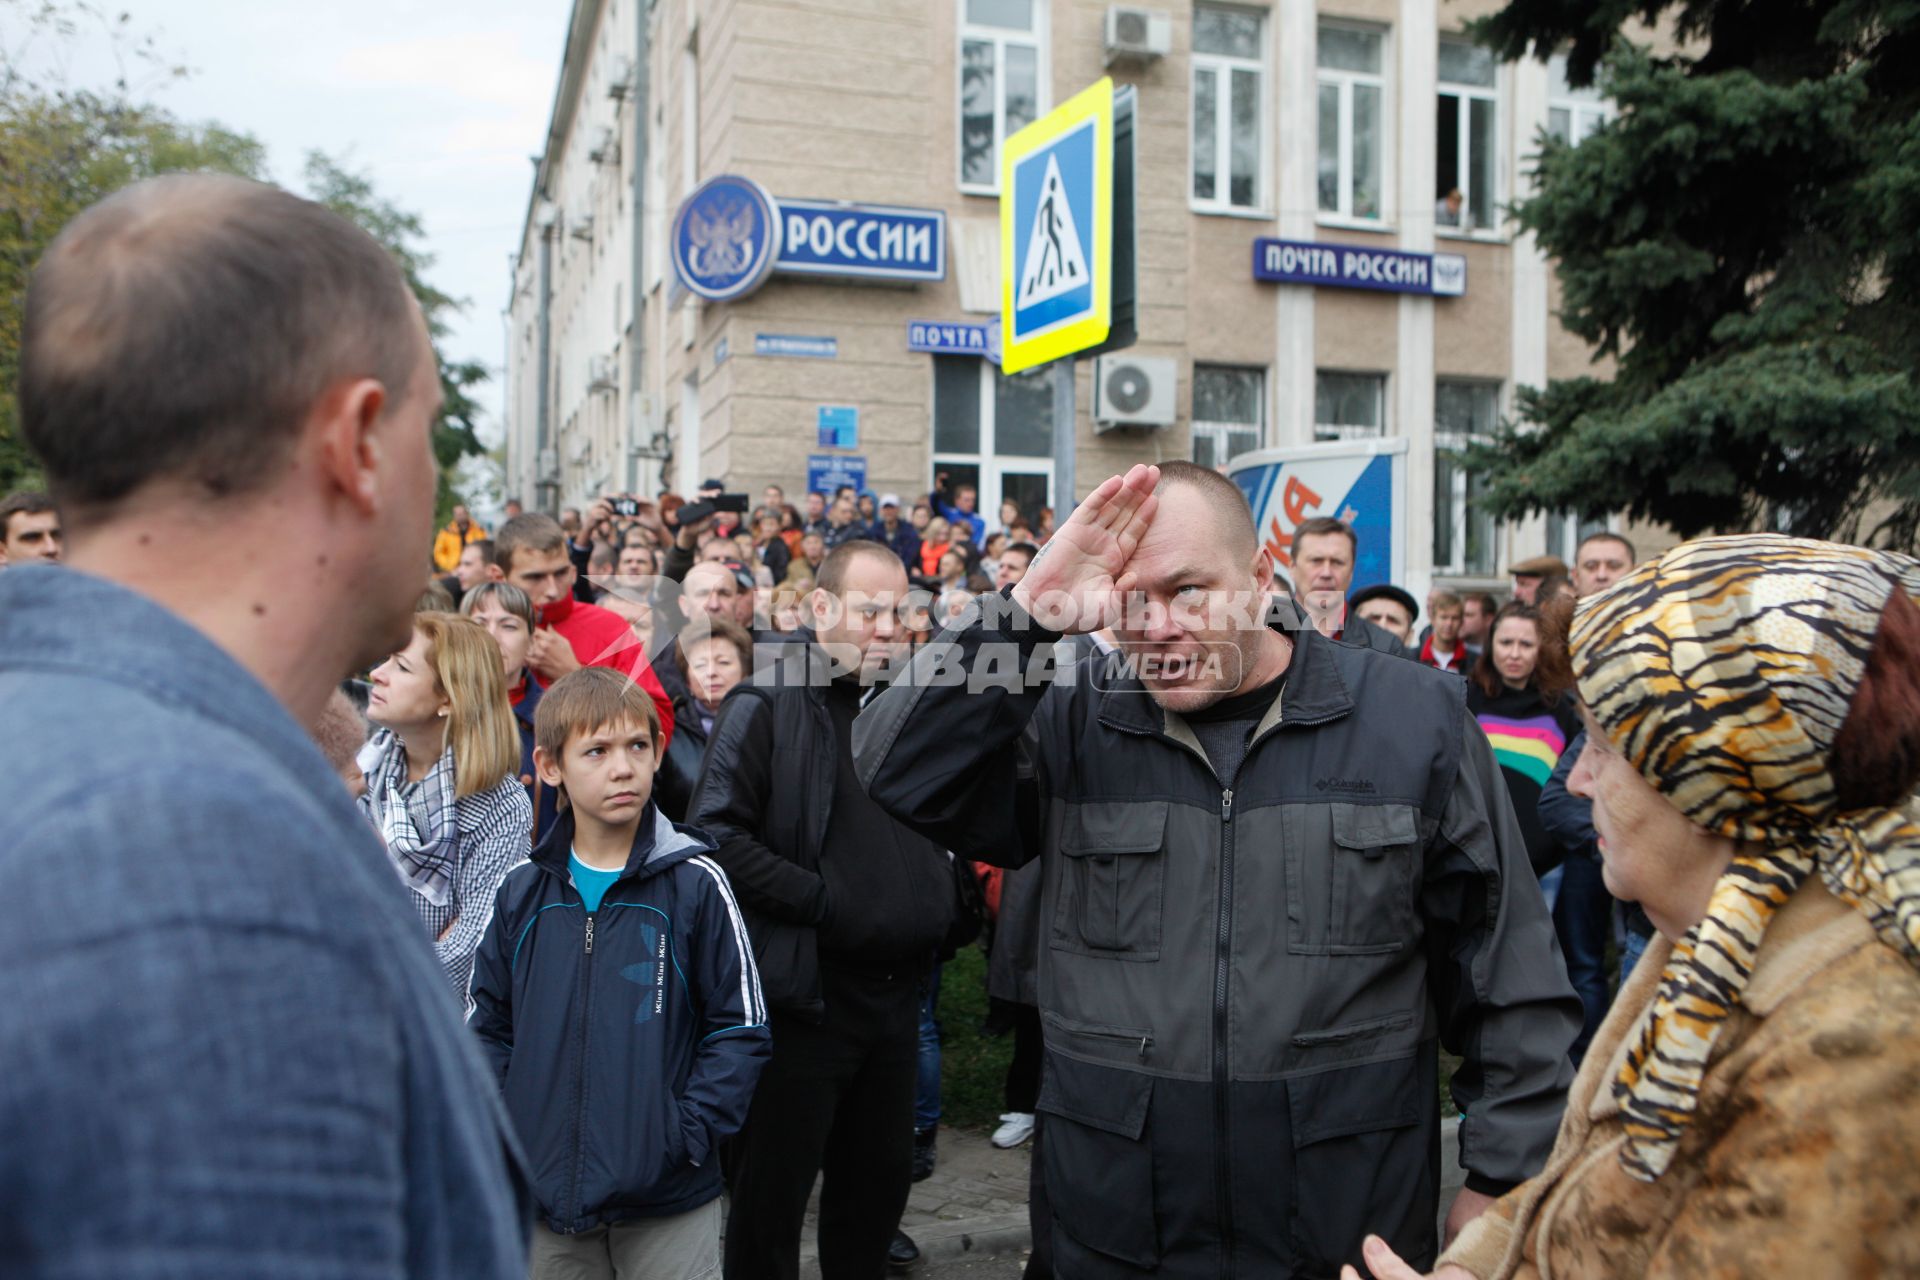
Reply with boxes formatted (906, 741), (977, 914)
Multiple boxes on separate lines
(529, 1198), (722, 1280)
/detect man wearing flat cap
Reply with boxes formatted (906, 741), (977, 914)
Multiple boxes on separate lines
(1506, 554), (1568, 605)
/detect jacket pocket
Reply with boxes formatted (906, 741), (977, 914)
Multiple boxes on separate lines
(1037, 1049), (1158, 1268)
(1287, 1053), (1431, 1276)
(1051, 800), (1167, 960)
(1287, 802), (1420, 956)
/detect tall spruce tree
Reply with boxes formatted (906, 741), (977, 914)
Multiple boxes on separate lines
(1469, 0), (1920, 548)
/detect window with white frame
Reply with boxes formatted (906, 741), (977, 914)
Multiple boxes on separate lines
(1191, 365), (1264, 467)
(1434, 380), (1500, 575)
(1436, 38), (1499, 233)
(1192, 5), (1266, 213)
(1547, 52), (1611, 145)
(932, 357), (1055, 523)
(1545, 510), (1611, 563)
(1314, 371), (1386, 441)
(959, 0), (1043, 194)
(1316, 23), (1386, 223)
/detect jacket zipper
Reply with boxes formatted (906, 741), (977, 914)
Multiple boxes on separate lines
(1214, 785), (1236, 1276)
(1057, 1022), (1155, 1059)
(566, 911), (596, 1227)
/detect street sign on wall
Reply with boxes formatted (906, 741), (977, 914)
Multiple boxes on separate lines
(807, 454), (867, 497)
(999, 79), (1116, 373)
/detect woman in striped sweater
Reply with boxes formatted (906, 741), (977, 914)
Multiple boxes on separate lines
(1466, 602), (1581, 904)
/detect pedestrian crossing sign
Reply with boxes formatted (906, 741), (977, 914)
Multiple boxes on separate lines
(1000, 78), (1114, 373)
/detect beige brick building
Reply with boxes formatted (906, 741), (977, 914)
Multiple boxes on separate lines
(505, 0), (1632, 601)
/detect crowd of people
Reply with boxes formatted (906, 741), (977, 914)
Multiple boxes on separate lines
(4, 173), (1918, 1280)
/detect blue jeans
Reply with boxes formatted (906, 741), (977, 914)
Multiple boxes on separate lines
(915, 963), (942, 1133)
(1553, 856), (1614, 1064)
(1620, 925), (1652, 987)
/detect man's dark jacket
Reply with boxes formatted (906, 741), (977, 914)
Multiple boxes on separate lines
(852, 595), (1579, 1279)
(689, 634), (954, 1020)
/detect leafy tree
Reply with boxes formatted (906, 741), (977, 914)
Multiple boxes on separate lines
(1468, 0), (1920, 548)
(0, 5), (488, 518)
(303, 152), (489, 525)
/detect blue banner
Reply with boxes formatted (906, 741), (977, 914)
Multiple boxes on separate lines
(1252, 238), (1466, 297)
(776, 199), (946, 282)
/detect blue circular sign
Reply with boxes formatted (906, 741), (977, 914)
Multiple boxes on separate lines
(671, 174), (780, 303)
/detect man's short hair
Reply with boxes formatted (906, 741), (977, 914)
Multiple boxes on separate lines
(1575, 530), (1636, 563)
(20, 174), (420, 509)
(588, 541), (617, 574)
(675, 616), (754, 678)
(1153, 460), (1256, 556)
(1464, 591), (1498, 614)
(462, 537), (494, 564)
(0, 491), (57, 540)
(534, 666), (663, 762)
(1428, 589), (1463, 614)
(816, 539), (899, 597)
(1003, 540), (1040, 566)
(1292, 516), (1357, 557)
(493, 512), (567, 572)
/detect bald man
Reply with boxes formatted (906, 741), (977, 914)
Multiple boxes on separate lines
(0, 175), (527, 1277)
(856, 461), (1578, 1279)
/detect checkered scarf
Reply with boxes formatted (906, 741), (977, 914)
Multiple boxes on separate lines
(359, 728), (460, 908)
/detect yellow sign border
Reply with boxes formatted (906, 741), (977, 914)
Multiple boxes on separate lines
(999, 77), (1113, 374)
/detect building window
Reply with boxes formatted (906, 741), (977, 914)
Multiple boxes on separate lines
(1547, 52), (1610, 145)
(1545, 510), (1610, 563)
(1192, 5), (1266, 213)
(959, 0), (1043, 194)
(1434, 379), (1500, 576)
(932, 357), (1055, 523)
(1316, 23), (1385, 223)
(1436, 38), (1499, 233)
(1314, 371), (1386, 441)
(1191, 365), (1264, 467)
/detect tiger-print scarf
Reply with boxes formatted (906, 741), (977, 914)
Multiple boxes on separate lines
(1571, 533), (1920, 1181)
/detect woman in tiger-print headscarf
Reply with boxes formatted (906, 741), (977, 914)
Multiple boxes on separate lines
(1349, 533), (1920, 1280)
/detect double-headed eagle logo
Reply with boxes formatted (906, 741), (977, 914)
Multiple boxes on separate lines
(686, 199), (757, 279)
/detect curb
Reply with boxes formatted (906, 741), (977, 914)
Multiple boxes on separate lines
(798, 1211), (1031, 1278)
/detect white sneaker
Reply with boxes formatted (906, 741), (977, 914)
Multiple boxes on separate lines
(991, 1111), (1035, 1149)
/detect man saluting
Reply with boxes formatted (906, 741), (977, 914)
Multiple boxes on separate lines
(854, 462), (1579, 1279)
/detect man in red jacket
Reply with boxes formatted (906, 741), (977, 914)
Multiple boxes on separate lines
(494, 513), (674, 746)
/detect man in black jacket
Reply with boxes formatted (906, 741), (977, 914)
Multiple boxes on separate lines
(693, 540), (955, 1280)
(854, 463), (1578, 1279)
(1291, 515), (1407, 656)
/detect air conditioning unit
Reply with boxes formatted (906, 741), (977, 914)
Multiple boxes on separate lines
(587, 126), (618, 165)
(587, 354), (616, 392)
(569, 214), (595, 242)
(606, 56), (634, 99)
(537, 447), (560, 479)
(1093, 355), (1177, 430)
(1105, 6), (1171, 66)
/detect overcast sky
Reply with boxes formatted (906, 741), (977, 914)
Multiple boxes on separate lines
(28, 0), (574, 443)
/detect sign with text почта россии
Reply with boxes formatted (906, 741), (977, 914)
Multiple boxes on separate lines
(775, 200), (945, 283)
(1252, 237), (1466, 298)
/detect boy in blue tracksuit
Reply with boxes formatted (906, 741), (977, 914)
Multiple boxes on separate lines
(469, 667), (769, 1279)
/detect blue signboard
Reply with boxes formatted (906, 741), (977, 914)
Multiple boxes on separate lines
(808, 453), (867, 497)
(817, 405), (859, 449)
(1252, 238), (1466, 297)
(776, 199), (946, 282)
(672, 175), (781, 302)
(755, 333), (838, 359)
(907, 320), (993, 356)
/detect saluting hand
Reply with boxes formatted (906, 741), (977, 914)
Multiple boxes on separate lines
(1010, 462), (1158, 635)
